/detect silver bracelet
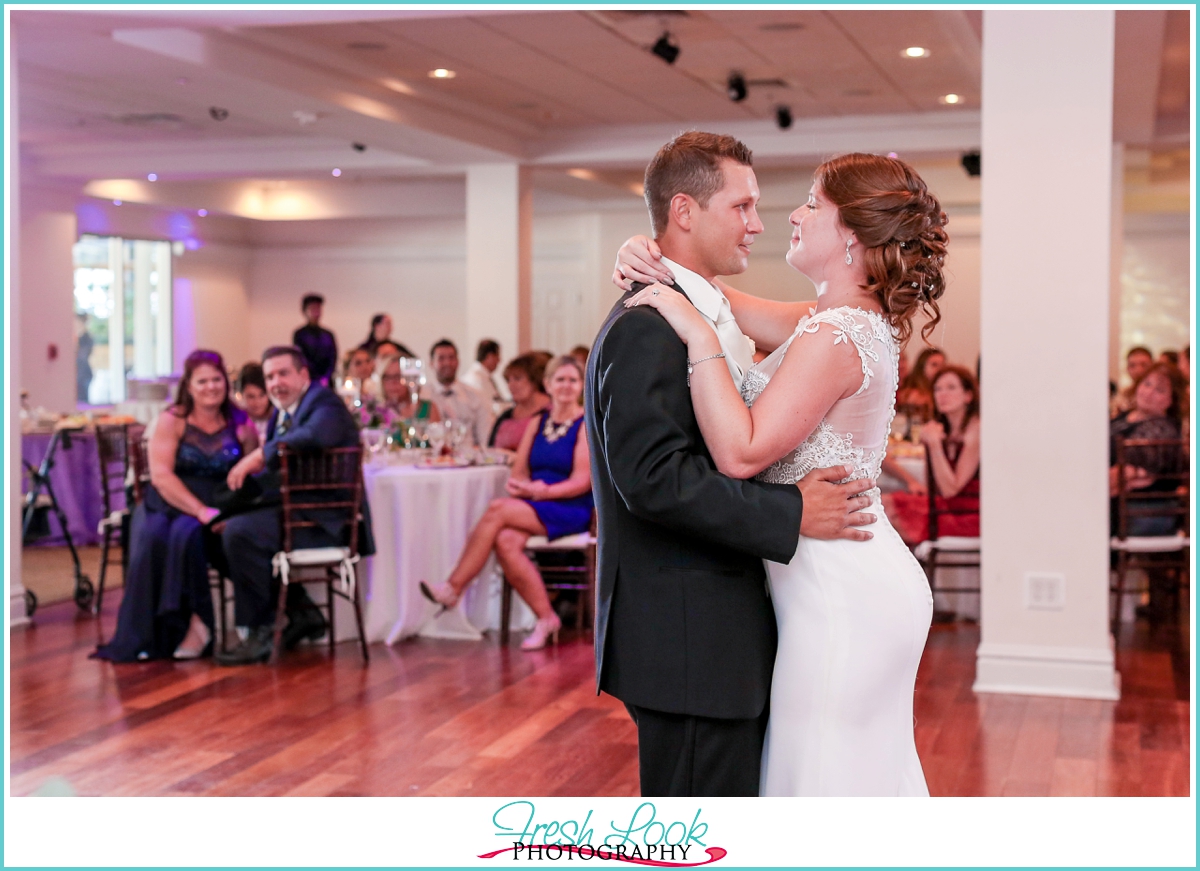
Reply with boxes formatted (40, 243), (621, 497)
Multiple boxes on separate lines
(686, 352), (725, 385)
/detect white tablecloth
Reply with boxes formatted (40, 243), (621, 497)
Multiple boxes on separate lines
(362, 461), (535, 645)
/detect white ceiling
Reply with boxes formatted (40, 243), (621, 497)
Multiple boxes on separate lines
(11, 8), (1188, 215)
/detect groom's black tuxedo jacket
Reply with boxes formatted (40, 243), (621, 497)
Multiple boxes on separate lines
(585, 285), (804, 720)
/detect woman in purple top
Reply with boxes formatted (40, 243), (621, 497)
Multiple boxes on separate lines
(422, 356), (592, 650)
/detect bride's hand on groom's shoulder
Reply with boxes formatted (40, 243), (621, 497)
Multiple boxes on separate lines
(797, 466), (877, 542)
(624, 284), (707, 345)
(613, 235), (674, 292)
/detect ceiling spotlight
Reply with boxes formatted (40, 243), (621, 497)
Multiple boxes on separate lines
(352, 142), (366, 153)
(651, 32), (680, 65)
(147, 173), (158, 182)
(961, 151), (981, 177)
(940, 93), (962, 105)
(775, 105), (793, 130)
(332, 168), (342, 177)
(112, 200), (122, 206)
(208, 106), (229, 121)
(903, 46), (930, 58)
(428, 68), (456, 79)
(727, 72), (747, 103)
(197, 209), (208, 216)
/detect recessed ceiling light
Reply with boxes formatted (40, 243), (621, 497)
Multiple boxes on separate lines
(147, 173), (157, 182)
(567, 168), (597, 181)
(332, 168), (342, 177)
(428, 69), (456, 79)
(940, 93), (962, 104)
(197, 209), (207, 217)
(903, 46), (930, 58)
(112, 200), (122, 206)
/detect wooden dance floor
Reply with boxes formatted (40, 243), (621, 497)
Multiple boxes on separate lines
(9, 575), (1191, 797)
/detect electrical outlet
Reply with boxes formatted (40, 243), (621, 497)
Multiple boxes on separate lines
(1025, 572), (1066, 610)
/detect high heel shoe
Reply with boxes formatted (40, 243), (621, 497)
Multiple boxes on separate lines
(173, 619), (213, 660)
(521, 614), (562, 651)
(419, 581), (460, 613)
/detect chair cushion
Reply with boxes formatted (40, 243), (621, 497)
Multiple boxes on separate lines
(97, 509), (128, 533)
(281, 546), (351, 565)
(913, 536), (981, 561)
(1110, 535), (1190, 553)
(525, 533), (595, 551)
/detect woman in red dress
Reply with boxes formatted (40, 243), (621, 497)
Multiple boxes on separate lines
(887, 365), (980, 545)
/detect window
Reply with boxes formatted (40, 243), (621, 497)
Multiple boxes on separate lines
(73, 235), (173, 406)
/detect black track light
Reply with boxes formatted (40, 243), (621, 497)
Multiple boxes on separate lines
(961, 150), (981, 177)
(651, 32), (680, 65)
(775, 105), (793, 130)
(727, 73), (747, 103)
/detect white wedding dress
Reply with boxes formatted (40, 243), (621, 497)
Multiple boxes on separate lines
(741, 306), (933, 797)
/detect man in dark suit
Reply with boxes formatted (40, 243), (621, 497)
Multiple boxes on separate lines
(215, 345), (362, 665)
(586, 132), (876, 796)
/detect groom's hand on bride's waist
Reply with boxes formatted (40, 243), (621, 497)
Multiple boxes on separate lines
(797, 466), (876, 542)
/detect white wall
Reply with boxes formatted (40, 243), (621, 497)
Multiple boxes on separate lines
(244, 217), (468, 370)
(19, 185), (77, 412)
(1119, 212), (1192, 385)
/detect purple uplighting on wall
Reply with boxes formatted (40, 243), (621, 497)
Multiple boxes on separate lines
(76, 201), (111, 234)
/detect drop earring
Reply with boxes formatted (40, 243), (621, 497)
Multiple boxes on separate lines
(844, 238), (854, 266)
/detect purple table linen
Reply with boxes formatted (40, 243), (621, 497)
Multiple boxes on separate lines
(20, 431), (114, 547)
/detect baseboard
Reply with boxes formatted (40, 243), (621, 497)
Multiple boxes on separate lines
(973, 640), (1121, 700)
(10, 588), (30, 627)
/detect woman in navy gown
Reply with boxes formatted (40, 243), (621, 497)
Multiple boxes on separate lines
(94, 350), (257, 662)
(422, 356), (592, 649)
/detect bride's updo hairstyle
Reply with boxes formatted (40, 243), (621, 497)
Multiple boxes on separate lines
(815, 153), (948, 345)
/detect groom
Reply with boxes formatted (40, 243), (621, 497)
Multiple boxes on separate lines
(585, 131), (876, 797)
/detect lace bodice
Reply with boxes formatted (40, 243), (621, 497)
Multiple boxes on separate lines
(739, 306), (899, 491)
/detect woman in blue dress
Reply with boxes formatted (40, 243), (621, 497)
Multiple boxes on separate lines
(93, 350), (257, 662)
(422, 356), (592, 650)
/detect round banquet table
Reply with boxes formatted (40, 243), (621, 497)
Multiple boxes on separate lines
(362, 461), (536, 645)
(20, 430), (105, 547)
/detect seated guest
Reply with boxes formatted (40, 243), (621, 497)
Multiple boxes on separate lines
(93, 350), (256, 662)
(422, 356), (592, 650)
(428, 339), (491, 447)
(464, 339), (507, 413)
(885, 365), (980, 545)
(215, 346), (367, 665)
(569, 344), (590, 371)
(237, 362), (273, 444)
(895, 346), (945, 426)
(488, 354), (549, 451)
(1109, 362), (1185, 529)
(292, 294), (338, 386)
(358, 313), (392, 355)
(376, 338), (416, 361)
(1109, 362), (1187, 619)
(376, 354), (441, 425)
(1114, 346), (1155, 416)
(344, 347), (375, 383)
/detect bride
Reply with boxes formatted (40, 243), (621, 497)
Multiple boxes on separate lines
(616, 152), (947, 796)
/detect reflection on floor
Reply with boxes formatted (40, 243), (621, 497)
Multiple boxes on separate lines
(8, 552), (1190, 797)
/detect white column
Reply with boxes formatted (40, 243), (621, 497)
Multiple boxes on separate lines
(154, 243), (173, 375)
(465, 164), (532, 364)
(1109, 144), (1125, 384)
(132, 240), (155, 377)
(974, 10), (1119, 700)
(107, 238), (126, 401)
(9, 46), (28, 627)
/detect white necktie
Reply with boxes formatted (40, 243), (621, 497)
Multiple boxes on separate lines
(714, 297), (754, 381)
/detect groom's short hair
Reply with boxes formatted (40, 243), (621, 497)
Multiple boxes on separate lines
(644, 131), (753, 238)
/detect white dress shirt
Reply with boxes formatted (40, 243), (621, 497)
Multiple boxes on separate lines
(462, 360), (510, 416)
(659, 256), (755, 389)
(430, 379), (492, 447)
